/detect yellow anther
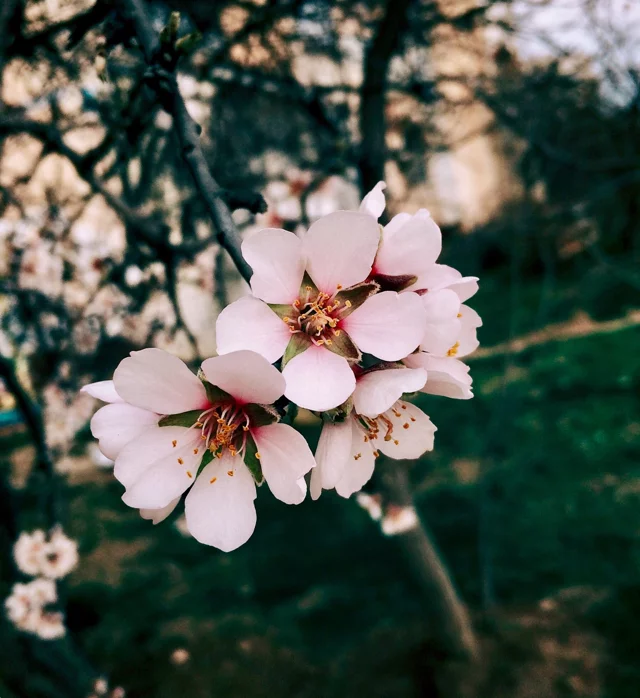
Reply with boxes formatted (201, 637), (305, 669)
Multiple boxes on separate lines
(410, 417), (416, 422)
(345, 300), (352, 308)
(201, 434), (207, 440)
(393, 439), (399, 445)
(447, 342), (460, 357)
(177, 458), (184, 465)
(305, 285), (312, 291)
(187, 471), (193, 478)
(242, 425), (250, 431)
(172, 440), (177, 448)
(401, 404), (407, 410)
(193, 448), (199, 454)
(403, 423), (410, 429)
(373, 450), (380, 457)
(210, 477), (217, 484)
(283, 317), (291, 323)
(227, 470), (234, 476)
(326, 339), (333, 345)
(336, 284), (343, 290)
(384, 435), (392, 442)
(334, 329), (342, 337)
(195, 421), (203, 427)
(354, 453), (362, 460)
(364, 435), (369, 442)
(457, 313), (462, 318)
(255, 452), (261, 459)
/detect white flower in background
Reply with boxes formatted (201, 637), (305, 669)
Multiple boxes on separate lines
(94, 678), (109, 696)
(170, 648), (191, 665)
(5, 577), (65, 640)
(311, 365), (436, 499)
(381, 505), (420, 536)
(83, 348), (315, 551)
(13, 528), (78, 579)
(40, 528), (79, 579)
(216, 213), (427, 411)
(14, 530), (47, 576)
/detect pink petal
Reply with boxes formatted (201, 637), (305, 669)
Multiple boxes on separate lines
(341, 291), (426, 361)
(311, 419), (352, 499)
(382, 212), (412, 239)
(185, 453), (257, 552)
(121, 431), (202, 510)
(377, 401), (436, 459)
(201, 351), (285, 406)
(353, 367), (427, 418)
(252, 423), (316, 504)
(304, 211), (380, 294)
(420, 289), (462, 355)
(359, 181), (386, 219)
(404, 353), (473, 399)
(455, 305), (482, 357)
(114, 425), (195, 489)
(215, 296), (290, 364)
(81, 380), (122, 403)
(282, 344), (355, 411)
(242, 228), (305, 304)
(114, 348), (207, 415)
(335, 421), (376, 498)
(412, 264), (479, 301)
(376, 210), (441, 277)
(140, 497), (180, 525)
(90, 403), (159, 460)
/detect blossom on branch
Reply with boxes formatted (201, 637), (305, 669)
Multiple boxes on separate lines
(5, 578), (66, 640)
(14, 528), (78, 579)
(310, 365), (436, 499)
(216, 212), (427, 411)
(83, 349), (315, 551)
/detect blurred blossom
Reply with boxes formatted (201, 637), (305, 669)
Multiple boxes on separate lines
(13, 528), (78, 579)
(14, 530), (47, 576)
(5, 578), (65, 640)
(170, 648), (191, 665)
(381, 506), (419, 536)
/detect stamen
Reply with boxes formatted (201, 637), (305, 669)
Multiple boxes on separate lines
(354, 453), (362, 460)
(447, 342), (460, 357)
(336, 284), (343, 290)
(172, 440), (177, 448)
(227, 470), (234, 476)
(210, 477), (217, 484)
(255, 452), (261, 460)
(177, 458), (184, 464)
(193, 448), (199, 454)
(403, 423), (410, 429)
(187, 471), (193, 478)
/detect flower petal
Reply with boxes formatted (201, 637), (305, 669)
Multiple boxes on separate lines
(114, 425), (195, 489)
(420, 289), (462, 355)
(412, 264), (479, 301)
(403, 353), (473, 399)
(90, 403), (159, 460)
(114, 348), (207, 415)
(456, 304), (482, 357)
(377, 401), (436, 459)
(383, 212), (412, 239)
(121, 431), (202, 510)
(359, 181), (386, 219)
(376, 210), (441, 277)
(185, 453), (257, 552)
(341, 291), (426, 361)
(201, 351), (285, 406)
(304, 211), (380, 293)
(252, 423), (315, 504)
(215, 296), (290, 364)
(81, 380), (121, 403)
(140, 497), (180, 525)
(242, 228), (305, 304)
(335, 421), (376, 498)
(282, 344), (355, 411)
(311, 419), (352, 499)
(353, 367), (427, 417)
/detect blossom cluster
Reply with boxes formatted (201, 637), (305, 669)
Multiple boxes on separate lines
(83, 182), (480, 552)
(5, 527), (78, 639)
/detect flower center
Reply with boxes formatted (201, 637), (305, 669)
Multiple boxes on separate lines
(194, 403), (250, 458)
(283, 287), (351, 346)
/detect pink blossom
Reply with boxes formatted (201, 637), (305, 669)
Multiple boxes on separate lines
(83, 349), (315, 551)
(310, 365), (435, 499)
(216, 212), (427, 411)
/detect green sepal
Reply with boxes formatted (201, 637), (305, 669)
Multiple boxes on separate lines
(243, 433), (264, 485)
(324, 328), (360, 362)
(245, 403), (280, 428)
(267, 303), (294, 320)
(196, 372), (232, 406)
(371, 273), (418, 292)
(281, 403), (298, 426)
(159, 409), (202, 428)
(317, 397), (353, 424)
(298, 271), (319, 303)
(282, 332), (312, 369)
(196, 449), (214, 477)
(334, 281), (379, 318)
